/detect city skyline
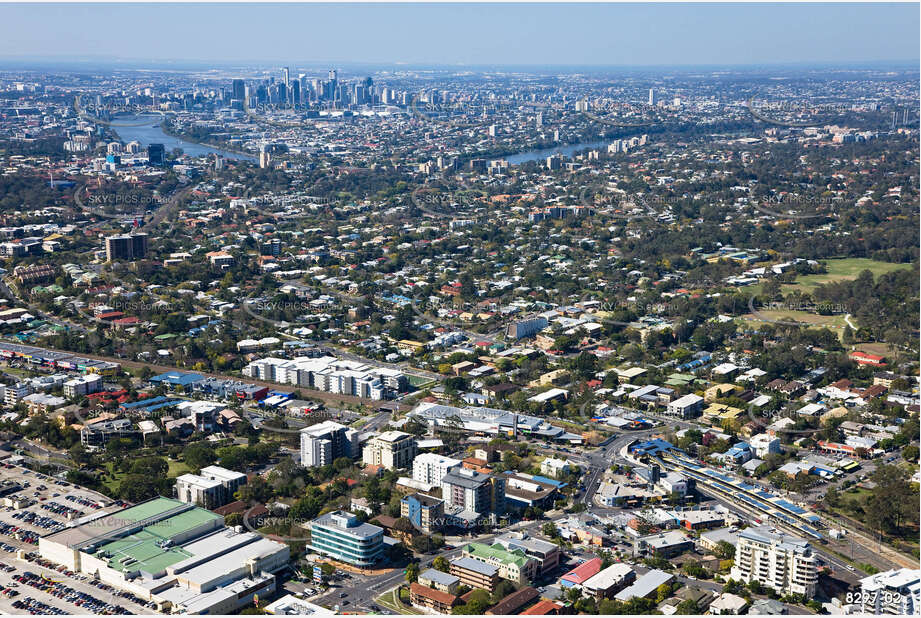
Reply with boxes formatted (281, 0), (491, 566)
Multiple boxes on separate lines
(0, 3), (918, 67)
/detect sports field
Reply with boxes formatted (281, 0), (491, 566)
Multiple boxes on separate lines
(782, 258), (913, 293)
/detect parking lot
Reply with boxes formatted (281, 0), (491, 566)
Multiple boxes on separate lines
(0, 462), (150, 615)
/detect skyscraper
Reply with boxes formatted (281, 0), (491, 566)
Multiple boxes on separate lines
(648, 88), (657, 106)
(147, 143), (165, 166)
(232, 79), (245, 101)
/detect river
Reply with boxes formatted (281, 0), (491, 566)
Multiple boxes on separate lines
(505, 139), (615, 165)
(111, 115), (256, 162)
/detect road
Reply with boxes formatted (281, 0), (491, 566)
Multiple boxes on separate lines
(310, 515), (566, 612)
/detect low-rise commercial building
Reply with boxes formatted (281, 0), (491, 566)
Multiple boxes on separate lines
(450, 556), (500, 592)
(460, 541), (538, 585)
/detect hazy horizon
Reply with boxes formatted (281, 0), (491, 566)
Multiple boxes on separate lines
(0, 3), (918, 67)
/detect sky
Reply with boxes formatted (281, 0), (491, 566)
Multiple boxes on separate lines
(0, 3), (918, 67)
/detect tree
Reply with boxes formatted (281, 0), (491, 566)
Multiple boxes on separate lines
(491, 580), (516, 604)
(715, 540), (736, 561)
(183, 443), (216, 470)
(675, 599), (699, 614)
(404, 562), (419, 583)
(656, 583), (672, 603)
(542, 521), (560, 539)
(412, 535), (434, 553)
(433, 556), (450, 573)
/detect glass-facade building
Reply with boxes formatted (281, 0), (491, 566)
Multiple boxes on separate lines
(307, 511), (384, 566)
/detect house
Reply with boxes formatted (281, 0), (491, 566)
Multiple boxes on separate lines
(849, 351), (886, 367)
(709, 592), (749, 615)
(485, 586), (539, 615)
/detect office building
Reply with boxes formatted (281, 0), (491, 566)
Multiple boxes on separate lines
(581, 563), (636, 600)
(648, 88), (657, 106)
(859, 569), (921, 615)
(105, 232), (148, 262)
(300, 420), (359, 468)
(751, 433), (782, 458)
(730, 526), (818, 597)
(666, 393), (704, 419)
(506, 317), (549, 340)
(147, 143), (165, 165)
(362, 430), (417, 470)
(400, 493), (444, 533)
(306, 511), (383, 567)
(418, 569), (459, 594)
(231, 79), (245, 101)
(450, 556), (500, 592)
(63, 374), (103, 398)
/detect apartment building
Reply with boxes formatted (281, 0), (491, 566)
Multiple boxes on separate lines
(442, 468), (506, 526)
(300, 421), (360, 468)
(175, 465), (247, 509)
(63, 373), (103, 398)
(730, 526), (818, 597)
(362, 431), (417, 470)
(400, 493), (444, 533)
(494, 532), (562, 575)
(412, 452), (462, 487)
(859, 568), (921, 615)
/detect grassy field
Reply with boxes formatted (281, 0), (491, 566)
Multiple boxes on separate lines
(101, 462), (126, 493)
(782, 258), (913, 293)
(738, 309), (850, 341)
(167, 460), (192, 477)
